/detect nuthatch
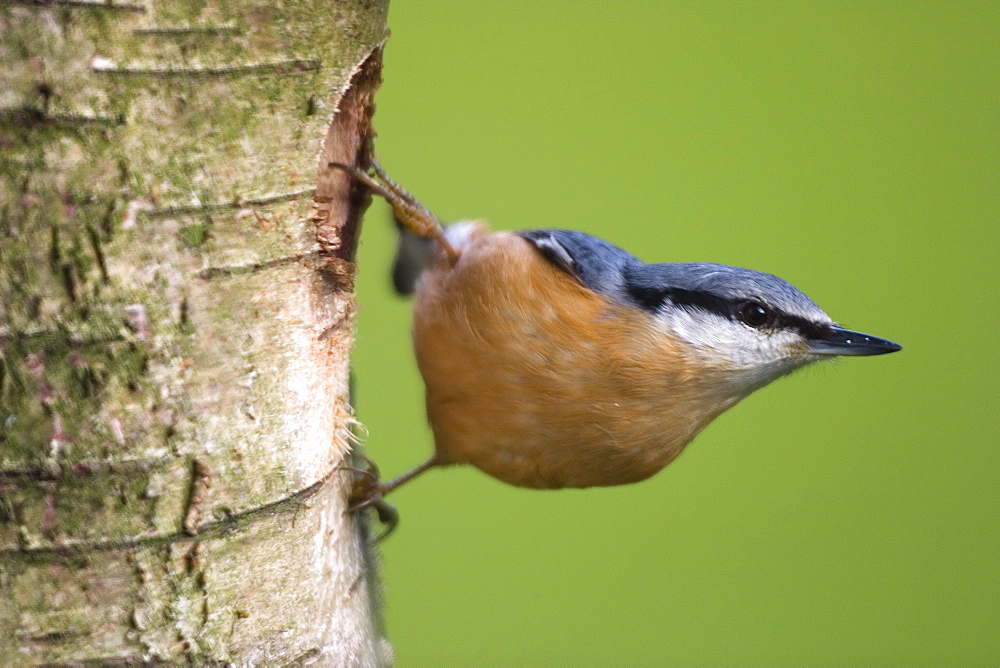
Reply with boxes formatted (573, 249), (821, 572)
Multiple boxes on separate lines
(336, 162), (901, 513)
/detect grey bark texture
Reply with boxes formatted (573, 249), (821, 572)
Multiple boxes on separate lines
(0, 0), (390, 664)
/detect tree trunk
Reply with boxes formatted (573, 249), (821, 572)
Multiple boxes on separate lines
(0, 1), (389, 663)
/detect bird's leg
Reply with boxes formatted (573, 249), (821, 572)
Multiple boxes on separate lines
(345, 455), (440, 512)
(330, 160), (459, 264)
(342, 454), (441, 540)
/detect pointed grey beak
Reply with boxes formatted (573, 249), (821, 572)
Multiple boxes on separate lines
(809, 326), (902, 356)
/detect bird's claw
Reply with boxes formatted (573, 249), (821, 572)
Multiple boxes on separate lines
(340, 453), (399, 541)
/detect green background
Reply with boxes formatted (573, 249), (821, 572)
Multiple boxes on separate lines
(352, 2), (999, 665)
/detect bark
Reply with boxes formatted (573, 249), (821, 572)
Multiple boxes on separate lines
(0, 1), (389, 664)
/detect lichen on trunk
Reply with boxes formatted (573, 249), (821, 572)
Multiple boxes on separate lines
(0, 1), (389, 663)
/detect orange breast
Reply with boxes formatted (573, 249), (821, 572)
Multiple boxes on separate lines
(413, 231), (736, 489)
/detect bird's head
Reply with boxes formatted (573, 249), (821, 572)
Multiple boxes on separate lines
(624, 262), (902, 397)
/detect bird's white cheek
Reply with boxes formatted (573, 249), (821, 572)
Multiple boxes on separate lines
(655, 309), (809, 393)
(723, 355), (808, 395)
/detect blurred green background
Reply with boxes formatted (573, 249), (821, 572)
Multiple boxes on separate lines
(351, 2), (999, 665)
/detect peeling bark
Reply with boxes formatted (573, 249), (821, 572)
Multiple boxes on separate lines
(0, 1), (389, 664)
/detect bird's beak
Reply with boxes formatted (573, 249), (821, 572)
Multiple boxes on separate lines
(809, 326), (903, 356)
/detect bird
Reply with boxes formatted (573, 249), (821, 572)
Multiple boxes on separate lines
(333, 161), (901, 520)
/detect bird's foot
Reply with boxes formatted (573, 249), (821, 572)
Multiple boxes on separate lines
(329, 158), (459, 263)
(340, 453), (399, 541)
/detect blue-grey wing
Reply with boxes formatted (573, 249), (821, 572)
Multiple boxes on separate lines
(517, 229), (641, 299)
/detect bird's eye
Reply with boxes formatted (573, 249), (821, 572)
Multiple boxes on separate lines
(738, 301), (771, 328)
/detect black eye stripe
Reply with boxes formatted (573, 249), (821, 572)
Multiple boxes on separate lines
(624, 282), (671, 312)
(670, 289), (734, 319)
(624, 285), (830, 339)
(785, 315), (836, 340)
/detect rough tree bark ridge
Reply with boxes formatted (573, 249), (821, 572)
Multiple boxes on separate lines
(0, 1), (389, 663)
